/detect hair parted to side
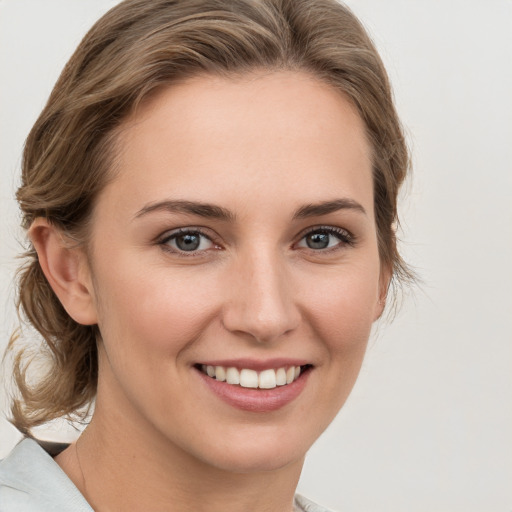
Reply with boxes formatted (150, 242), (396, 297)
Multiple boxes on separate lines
(8, 0), (413, 435)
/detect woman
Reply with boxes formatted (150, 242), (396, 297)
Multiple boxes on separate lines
(0, 0), (411, 510)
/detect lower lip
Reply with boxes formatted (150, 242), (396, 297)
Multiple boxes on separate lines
(196, 368), (311, 413)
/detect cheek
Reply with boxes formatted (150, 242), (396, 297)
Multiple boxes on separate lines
(301, 261), (381, 351)
(92, 260), (220, 361)
(303, 265), (379, 412)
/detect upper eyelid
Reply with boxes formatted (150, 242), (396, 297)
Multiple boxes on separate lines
(158, 226), (216, 242)
(296, 224), (354, 239)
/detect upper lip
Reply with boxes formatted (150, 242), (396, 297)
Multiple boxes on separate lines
(194, 358), (311, 371)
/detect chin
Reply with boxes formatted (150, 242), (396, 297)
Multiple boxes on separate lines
(204, 445), (306, 474)
(181, 423), (318, 474)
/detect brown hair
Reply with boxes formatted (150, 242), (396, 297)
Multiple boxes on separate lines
(8, 0), (412, 434)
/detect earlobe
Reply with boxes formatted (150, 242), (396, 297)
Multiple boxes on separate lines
(373, 265), (392, 321)
(374, 296), (386, 321)
(29, 218), (98, 326)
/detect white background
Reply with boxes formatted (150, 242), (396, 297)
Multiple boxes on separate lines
(1, 1), (511, 511)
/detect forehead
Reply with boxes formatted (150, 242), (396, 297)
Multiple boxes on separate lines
(101, 71), (373, 219)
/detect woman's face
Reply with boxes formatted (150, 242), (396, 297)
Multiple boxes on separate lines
(85, 71), (386, 472)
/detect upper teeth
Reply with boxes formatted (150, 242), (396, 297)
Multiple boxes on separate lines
(201, 365), (302, 389)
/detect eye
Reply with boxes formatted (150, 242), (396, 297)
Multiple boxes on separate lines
(159, 228), (217, 254)
(296, 227), (354, 251)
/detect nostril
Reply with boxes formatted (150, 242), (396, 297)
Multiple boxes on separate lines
(220, 307), (300, 344)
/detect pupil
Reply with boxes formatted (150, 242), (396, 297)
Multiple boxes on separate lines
(307, 232), (329, 249)
(176, 234), (200, 251)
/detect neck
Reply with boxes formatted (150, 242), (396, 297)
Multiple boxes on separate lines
(56, 402), (303, 512)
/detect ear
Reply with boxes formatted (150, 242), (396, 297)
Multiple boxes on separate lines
(373, 264), (392, 321)
(29, 218), (98, 325)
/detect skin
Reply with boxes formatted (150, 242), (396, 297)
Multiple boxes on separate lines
(32, 71), (388, 512)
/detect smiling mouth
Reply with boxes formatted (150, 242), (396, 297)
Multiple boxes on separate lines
(195, 364), (313, 390)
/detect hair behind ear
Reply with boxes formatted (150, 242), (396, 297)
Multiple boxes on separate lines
(8, 220), (99, 435)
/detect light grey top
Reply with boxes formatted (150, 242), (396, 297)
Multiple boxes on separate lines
(0, 438), (334, 511)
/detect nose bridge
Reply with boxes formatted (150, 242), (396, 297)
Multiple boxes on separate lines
(222, 244), (299, 343)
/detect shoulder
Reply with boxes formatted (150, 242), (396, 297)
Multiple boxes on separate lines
(0, 438), (92, 512)
(294, 494), (338, 512)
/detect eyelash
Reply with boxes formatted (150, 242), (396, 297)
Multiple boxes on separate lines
(158, 227), (219, 257)
(297, 225), (355, 252)
(157, 225), (355, 257)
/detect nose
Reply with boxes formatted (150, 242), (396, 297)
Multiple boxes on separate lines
(221, 249), (301, 343)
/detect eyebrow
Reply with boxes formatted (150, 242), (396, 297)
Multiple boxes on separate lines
(134, 200), (236, 221)
(134, 197), (366, 222)
(293, 198), (367, 219)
